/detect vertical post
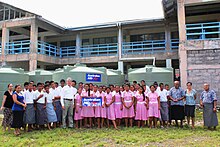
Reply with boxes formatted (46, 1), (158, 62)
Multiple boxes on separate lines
(76, 33), (81, 58)
(29, 21), (38, 71)
(165, 23), (171, 51)
(166, 59), (172, 68)
(177, 0), (187, 89)
(118, 23), (123, 60)
(1, 26), (9, 66)
(118, 61), (124, 74)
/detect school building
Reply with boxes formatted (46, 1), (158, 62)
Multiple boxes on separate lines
(0, 0), (219, 94)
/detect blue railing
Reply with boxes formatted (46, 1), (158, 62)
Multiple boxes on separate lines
(171, 39), (179, 50)
(60, 46), (76, 57)
(122, 40), (166, 55)
(80, 43), (118, 57)
(186, 22), (220, 40)
(38, 41), (59, 57)
(5, 40), (30, 55)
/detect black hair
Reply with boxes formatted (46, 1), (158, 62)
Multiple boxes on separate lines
(165, 84), (169, 87)
(37, 82), (42, 87)
(54, 82), (58, 85)
(141, 80), (145, 83)
(33, 84), (37, 87)
(44, 84), (49, 89)
(79, 82), (83, 85)
(45, 81), (50, 85)
(85, 83), (90, 96)
(60, 79), (65, 83)
(7, 83), (12, 88)
(150, 85), (155, 89)
(187, 82), (192, 86)
(50, 81), (54, 84)
(139, 86), (146, 101)
(133, 81), (137, 84)
(24, 82), (29, 87)
(15, 84), (21, 89)
(159, 83), (164, 87)
(124, 83), (130, 87)
(72, 80), (76, 84)
(154, 81), (158, 86)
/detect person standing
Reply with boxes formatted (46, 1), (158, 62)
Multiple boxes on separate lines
(60, 77), (77, 129)
(200, 83), (218, 130)
(1, 84), (14, 131)
(185, 82), (197, 129)
(169, 81), (185, 127)
(114, 85), (123, 126)
(74, 88), (83, 129)
(23, 83), (36, 132)
(11, 85), (26, 136)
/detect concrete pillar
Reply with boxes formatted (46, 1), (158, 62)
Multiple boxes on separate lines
(29, 22), (38, 71)
(118, 61), (124, 74)
(177, 0), (187, 89)
(165, 23), (171, 51)
(1, 26), (9, 66)
(118, 24), (123, 60)
(76, 33), (81, 58)
(166, 59), (172, 68)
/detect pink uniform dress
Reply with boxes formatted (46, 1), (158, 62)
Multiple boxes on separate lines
(94, 91), (101, 118)
(135, 92), (148, 120)
(105, 92), (115, 120)
(74, 93), (83, 120)
(147, 92), (160, 118)
(81, 91), (95, 117)
(114, 92), (122, 119)
(100, 92), (107, 118)
(122, 90), (135, 118)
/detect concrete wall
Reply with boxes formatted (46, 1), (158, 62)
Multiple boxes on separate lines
(186, 40), (220, 103)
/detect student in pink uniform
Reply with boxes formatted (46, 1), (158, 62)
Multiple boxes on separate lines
(113, 85), (123, 126)
(81, 84), (94, 128)
(74, 88), (83, 129)
(98, 86), (106, 128)
(104, 87), (118, 129)
(122, 84), (135, 127)
(93, 85), (101, 128)
(147, 85), (160, 128)
(135, 86), (148, 128)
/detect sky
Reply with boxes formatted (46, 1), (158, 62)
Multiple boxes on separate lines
(1, 0), (164, 28)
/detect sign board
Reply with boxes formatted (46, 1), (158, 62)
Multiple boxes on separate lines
(86, 73), (101, 82)
(82, 97), (102, 107)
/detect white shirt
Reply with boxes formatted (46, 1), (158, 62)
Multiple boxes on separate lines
(60, 85), (77, 106)
(146, 85), (150, 93)
(45, 92), (54, 103)
(157, 89), (169, 102)
(24, 90), (35, 104)
(50, 88), (60, 101)
(34, 90), (46, 104)
(57, 86), (64, 93)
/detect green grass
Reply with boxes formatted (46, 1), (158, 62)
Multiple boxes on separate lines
(0, 110), (220, 146)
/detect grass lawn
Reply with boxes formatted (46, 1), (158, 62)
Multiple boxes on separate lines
(0, 109), (220, 147)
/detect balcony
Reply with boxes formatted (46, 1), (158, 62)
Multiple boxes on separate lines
(186, 22), (220, 40)
(38, 41), (59, 57)
(5, 40), (30, 55)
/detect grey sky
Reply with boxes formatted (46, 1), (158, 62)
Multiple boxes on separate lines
(1, 0), (164, 27)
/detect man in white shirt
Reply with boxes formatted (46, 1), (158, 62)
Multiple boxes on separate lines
(60, 77), (77, 128)
(23, 83), (36, 132)
(157, 83), (169, 128)
(57, 79), (65, 93)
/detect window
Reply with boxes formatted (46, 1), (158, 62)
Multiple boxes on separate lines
(93, 36), (117, 44)
(60, 40), (76, 47)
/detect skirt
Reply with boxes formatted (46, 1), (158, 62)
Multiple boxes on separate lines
(114, 102), (122, 119)
(81, 106), (95, 117)
(54, 101), (62, 122)
(11, 111), (24, 128)
(185, 105), (195, 117)
(122, 101), (135, 118)
(135, 102), (148, 120)
(148, 102), (160, 118)
(170, 105), (184, 120)
(160, 102), (169, 121)
(203, 103), (218, 127)
(46, 103), (57, 123)
(100, 106), (107, 118)
(106, 104), (116, 120)
(24, 104), (36, 124)
(74, 105), (83, 120)
(2, 107), (13, 128)
(36, 103), (48, 125)
(94, 106), (101, 118)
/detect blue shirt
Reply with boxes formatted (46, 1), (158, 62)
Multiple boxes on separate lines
(185, 89), (196, 105)
(200, 90), (217, 104)
(12, 92), (24, 111)
(169, 87), (185, 106)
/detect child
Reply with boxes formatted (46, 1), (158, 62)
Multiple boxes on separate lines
(45, 84), (57, 130)
(74, 88), (83, 129)
(81, 84), (94, 128)
(114, 85), (123, 126)
(34, 83), (47, 130)
(23, 83), (36, 132)
(135, 86), (148, 128)
(104, 87), (118, 129)
(93, 85), (102, 128)
(147, 85), (160, 128)
(99, 86), (107, 128)
(122, 84), (135, 127)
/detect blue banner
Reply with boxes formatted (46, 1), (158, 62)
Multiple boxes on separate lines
(86, 73), (101, 82)
(82, 97), (102, 107)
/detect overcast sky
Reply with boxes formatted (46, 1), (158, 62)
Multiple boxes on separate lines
(1, 0), (164, 28)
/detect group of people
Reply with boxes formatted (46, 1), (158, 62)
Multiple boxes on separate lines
(0, 78), (218, 136)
